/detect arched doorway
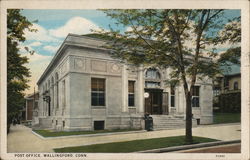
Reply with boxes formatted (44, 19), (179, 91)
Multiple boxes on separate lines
(144, 68), (165, 115)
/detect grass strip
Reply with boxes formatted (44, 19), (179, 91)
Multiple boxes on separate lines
(213, 113), (240, 124)
(54, 136), (218, 153)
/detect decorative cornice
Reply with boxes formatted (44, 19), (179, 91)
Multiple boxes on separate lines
(37, 34), (110, 85)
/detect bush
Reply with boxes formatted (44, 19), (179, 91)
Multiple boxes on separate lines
(218, 92), (241, 113)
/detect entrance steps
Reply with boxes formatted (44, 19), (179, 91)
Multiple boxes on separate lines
(151, 115), (197, 130)
(32, 117), (52, 130)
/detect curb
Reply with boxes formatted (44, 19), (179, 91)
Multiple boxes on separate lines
(32, 130), (147, 140)
(136, 140), (241, 153)
(197, 123), (240, 128)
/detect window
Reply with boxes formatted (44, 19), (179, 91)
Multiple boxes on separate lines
(91, 78), (105, 106)
(51, 77), (54, 111)
(62, 80), (66, 109)
(213, 86), (221, 96)
(145, 68), (161, 88)
(234, 82), (238, 90)
(55, 73), (59, 108)
(145, 82), (161, 88)
(145, 68), (160, 79)
(128, 81), (135, 106)
(94, 121), (105, 130)
(192, 86), (200, 107)
(171, 85), (175, 107)
(56, 82), (59, 108)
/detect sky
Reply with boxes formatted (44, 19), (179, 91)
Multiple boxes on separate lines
(19, 9), (240, 95)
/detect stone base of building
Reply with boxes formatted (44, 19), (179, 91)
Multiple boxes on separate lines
(200, 115), (213, 124)
(36, 114), (144, 131)
(35, 114), (213, 131)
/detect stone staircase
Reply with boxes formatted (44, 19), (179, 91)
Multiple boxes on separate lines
(151, 115), (197, 130)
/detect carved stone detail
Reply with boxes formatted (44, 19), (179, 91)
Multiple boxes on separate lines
(110, 63), (121, 73)
(91, 60), (107, 72)
(74, 58), (85, 70)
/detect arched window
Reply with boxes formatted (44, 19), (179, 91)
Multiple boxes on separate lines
(145, 68), (161, 79)
(55, 73), (59, 108)
(234, 82), (238, 90)
(48, 80), (50, 89)
(145, 68), (161, 88)
(51, 77), (54, 85)
(51, 76), (54, 112)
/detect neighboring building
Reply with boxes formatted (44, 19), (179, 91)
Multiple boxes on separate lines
(21, 92), (39, 123)
(213, 64), (241, 112)
(35, 34), (213, 131)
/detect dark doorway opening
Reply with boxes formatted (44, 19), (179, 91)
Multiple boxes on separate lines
(48, 100), (51, 116)
(94, 121), (105, 130)
(144, 89), (163, 115)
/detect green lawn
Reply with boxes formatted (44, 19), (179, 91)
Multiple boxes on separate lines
(54, 136), (218, 153)
(33, 128), (141, 137)
(213, 112), (241, 124)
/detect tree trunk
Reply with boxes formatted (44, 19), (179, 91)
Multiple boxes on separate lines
(185, 91), (193, 144)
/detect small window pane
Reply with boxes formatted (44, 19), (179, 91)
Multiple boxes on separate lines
(192, 86), (199, 96)
(98, 80), (105, 91)
(99, 96), (105, 106)
(128, 81), (135, 106)
(234, 82), (238, 90)
(128, 81), (135, 93)
(91, 81), (98, 91)
(192, 97), (199, 107)
(171, 85), (175, 107)
(128, 94), (134, 106)
(91, 78), (105, 106)
(145, 68), (160, 79)
(192, 86), (199, 107)
(171, 96), (175, 107)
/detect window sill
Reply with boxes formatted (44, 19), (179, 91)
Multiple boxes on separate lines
(91, 106), (106, 109)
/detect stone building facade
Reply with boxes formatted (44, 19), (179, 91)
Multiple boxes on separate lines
(35, 34), (213, 131)
(22, 92), (39, 122)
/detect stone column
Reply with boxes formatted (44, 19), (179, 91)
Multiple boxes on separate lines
(138, 65), (144, 113)
(176, 86), (180, 113)
(122, 64), (128, 112)
(50, 86), (54, 116)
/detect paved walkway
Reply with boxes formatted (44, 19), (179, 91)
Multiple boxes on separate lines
(178, 143), (241, 153)
(7, 123), (240, 153)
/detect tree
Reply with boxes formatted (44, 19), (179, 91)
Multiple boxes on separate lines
(217, 16), (241, 65)
(7, 9), (35, 133)
(97, 9), (226, 143)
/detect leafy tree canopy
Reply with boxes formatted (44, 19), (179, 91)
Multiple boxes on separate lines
(97, 10), (227, 81)
(217, 16), (241, 66)
(7, 9), (35, 132)
(96, 9), (238, 143)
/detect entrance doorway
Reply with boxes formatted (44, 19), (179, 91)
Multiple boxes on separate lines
(144, 89), (163, 115)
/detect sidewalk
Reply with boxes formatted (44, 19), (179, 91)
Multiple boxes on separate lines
(7, 123), (240, 153)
